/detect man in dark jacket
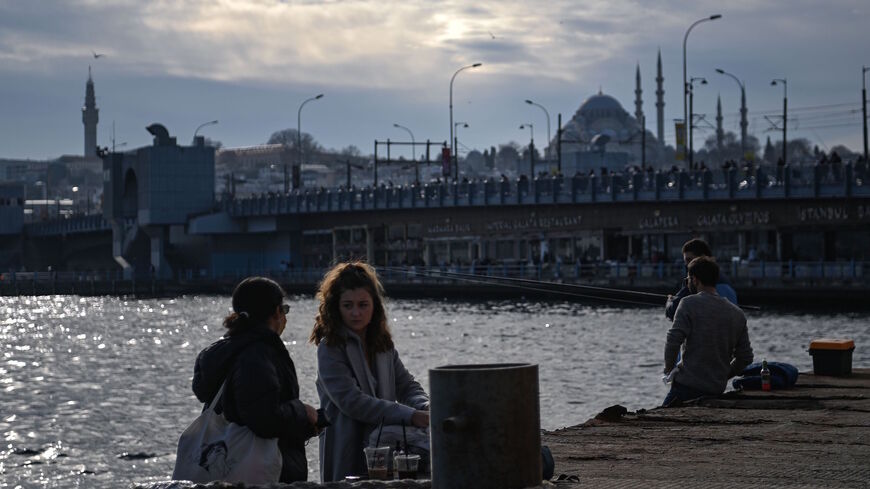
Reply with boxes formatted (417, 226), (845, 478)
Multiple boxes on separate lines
(665, 238), (737, 320)
(193, 306), (317, 483)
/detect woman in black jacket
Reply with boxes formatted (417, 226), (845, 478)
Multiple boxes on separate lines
(192, 276), (318, 483)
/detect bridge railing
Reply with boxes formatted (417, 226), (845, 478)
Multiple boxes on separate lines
(225, 161), (869, 217)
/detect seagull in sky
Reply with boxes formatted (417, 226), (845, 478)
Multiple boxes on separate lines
(488, 31), (497, 39)
(92, 50), (106, 59)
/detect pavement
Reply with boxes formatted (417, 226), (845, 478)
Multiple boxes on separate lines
(542, 369), (870, 488)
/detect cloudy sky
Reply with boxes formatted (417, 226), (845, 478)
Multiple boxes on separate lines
(1, 0), (868, 161)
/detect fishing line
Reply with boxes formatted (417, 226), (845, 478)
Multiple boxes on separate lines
(382, 266), (662, 307)
(380, 266), (761, 311)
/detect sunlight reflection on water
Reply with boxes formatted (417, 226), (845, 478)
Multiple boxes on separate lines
(0, 295), (867, 486)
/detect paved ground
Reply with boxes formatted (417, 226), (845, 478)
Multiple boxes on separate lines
(140, 370), (869, 489)
(542, 369), (870, 488)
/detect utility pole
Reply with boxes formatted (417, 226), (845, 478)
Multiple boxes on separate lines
(863, 66), (869, 162)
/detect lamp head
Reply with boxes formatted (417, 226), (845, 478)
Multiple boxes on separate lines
(525, 99), (533, 105)
(315, 94), (324, 99)
(472, 63), (482, 68)
(701, 79), (708, 85)
(710, 14), (722, 20)
(715, 68), (724, 74)
(393, 123), (400, 128)
(771, 80), (778, 86)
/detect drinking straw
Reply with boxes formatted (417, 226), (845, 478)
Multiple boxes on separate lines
(402, 420), (408, 452)
(375, 417), (385, 447)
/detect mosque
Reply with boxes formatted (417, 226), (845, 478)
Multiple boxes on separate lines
(556, 51), (669, 174)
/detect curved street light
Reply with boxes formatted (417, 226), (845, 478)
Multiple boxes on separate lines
(683, 14), (722, 167)
(393, 123), (417, 182)
(771, 78), (788, 166)
(193, 119), (219, 141)
(449, 63), (482, 180)
(525, 99), (551, 166)
(293, 93), (324, 191)
(715, 68), (747, 159)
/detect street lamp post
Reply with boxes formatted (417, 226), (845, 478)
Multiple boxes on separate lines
(293, 94), (324, 192)
(519, 123), (535, 177)
(393, 123), (417, 183)
(525, 99), (552, 170)
(683, 14), (722, 167)
(771, 78), (788, 166)
(193, 119), (219, 142)
(449, 63), (482, 180)
(689, 77), (707, 168)
(863, 66), (869, 162)
(715, 68), (747, 160)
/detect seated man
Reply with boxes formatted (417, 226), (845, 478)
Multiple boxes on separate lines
(663, 256), (753, 406)
(665, 238), (736, 320)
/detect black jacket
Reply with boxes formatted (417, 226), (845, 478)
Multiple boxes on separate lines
(192, 324), (314, 483)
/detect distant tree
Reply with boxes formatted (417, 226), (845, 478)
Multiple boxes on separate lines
(464, 150), (486, 175)
(203, 137), (223, 150)
(702, 131), (760, 164)
(769, 138), (812, 165)
(340, 145), (362, 157)
(267, 128), (323, 159)
(496, 143), (521, 174)
(830, 144), (856, 160)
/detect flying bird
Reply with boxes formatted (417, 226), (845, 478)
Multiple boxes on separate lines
(488, 31), (497, 39)
(92, 50), (106, 59)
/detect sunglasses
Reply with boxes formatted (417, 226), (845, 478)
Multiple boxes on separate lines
(280, 304), (290, 315)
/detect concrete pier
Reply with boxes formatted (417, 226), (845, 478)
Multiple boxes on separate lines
(543, 369), (870, 488)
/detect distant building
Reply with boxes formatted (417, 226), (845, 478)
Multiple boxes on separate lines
(558, 90), (658, 174)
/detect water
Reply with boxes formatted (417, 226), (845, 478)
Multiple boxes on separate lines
(1, 295), (867, 487)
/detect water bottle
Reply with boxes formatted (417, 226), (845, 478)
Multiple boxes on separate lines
(761, 359), (771, 392)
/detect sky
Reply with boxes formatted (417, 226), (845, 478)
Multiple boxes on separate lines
(1, 0), (868, 161)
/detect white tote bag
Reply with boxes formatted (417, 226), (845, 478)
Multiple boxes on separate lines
(172, 382), (283, 484)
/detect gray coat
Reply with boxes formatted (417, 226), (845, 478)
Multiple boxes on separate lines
(316, 328), (429, 482)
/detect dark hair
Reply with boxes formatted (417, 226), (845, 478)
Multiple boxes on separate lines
(682, 238), (712, 257)
(222, 277), (285, 333)
(687, 256), (719, 286)
(309, 262), (393, 354)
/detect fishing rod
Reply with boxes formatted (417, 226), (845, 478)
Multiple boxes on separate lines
(380, 265), (761, 311)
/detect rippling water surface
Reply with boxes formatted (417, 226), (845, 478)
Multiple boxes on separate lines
(1, 295), (867, 487)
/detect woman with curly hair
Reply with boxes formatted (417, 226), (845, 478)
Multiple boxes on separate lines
(310, 262), (429, 481)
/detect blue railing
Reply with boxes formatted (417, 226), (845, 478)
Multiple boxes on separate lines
(224, 162), (869, 217)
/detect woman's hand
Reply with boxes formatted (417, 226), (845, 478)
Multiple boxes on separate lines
(411, 409), (430, 428)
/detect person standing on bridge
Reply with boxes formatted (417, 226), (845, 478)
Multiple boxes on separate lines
(662, 257), (754, 406)
(666, 238), (737, 320)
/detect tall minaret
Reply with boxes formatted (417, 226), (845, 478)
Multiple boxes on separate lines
(716, 95), (724, 157)
(82, 66), (99, 158)
(655, 49), (665, 148)
(634, 63), (644, 124)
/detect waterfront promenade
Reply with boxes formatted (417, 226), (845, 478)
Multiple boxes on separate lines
(543, 369), (870, 488)
(136, 369), (870, 488)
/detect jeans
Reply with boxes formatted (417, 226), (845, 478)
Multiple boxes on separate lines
(662, 381), (714, 407)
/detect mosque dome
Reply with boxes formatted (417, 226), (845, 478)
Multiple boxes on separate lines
(578, 91), (627, 119)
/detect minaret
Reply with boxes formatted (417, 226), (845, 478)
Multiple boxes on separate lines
(634, 63), (644, 124)
(82, 66), (99, 158)
(716, 95), (724, 158)
(655, 49), (665, 149)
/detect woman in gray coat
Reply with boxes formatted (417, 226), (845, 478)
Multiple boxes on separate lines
(310, 262), (430, 482)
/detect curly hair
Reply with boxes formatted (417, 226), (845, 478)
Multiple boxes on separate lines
(309, 262), (394, 354)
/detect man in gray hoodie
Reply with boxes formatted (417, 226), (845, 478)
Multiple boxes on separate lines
(663, 256), (753, 406)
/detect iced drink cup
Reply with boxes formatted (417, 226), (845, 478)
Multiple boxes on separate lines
(363, 446), (391, 480)
(394, 453), (421, 479)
